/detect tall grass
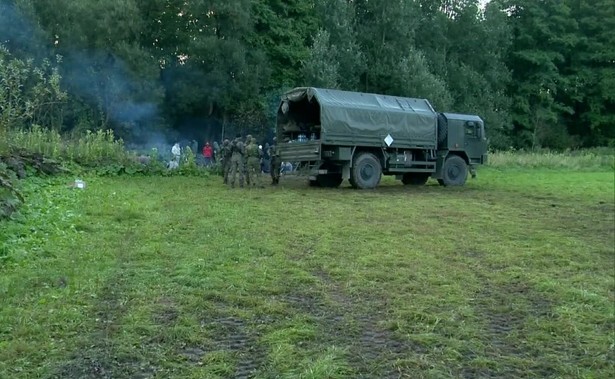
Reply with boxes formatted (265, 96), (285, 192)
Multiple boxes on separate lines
(3, 126), (613, 172)
(0, 126), (210, 177)
(3, 125), (130, 166)
(488, 148), (614, 171)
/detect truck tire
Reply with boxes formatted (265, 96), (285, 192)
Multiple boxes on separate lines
(441, 155), (468, 186)
(402, 173), (430, 185)
(317, 174), (343, 188)
(437, 113), (448, 144)
(348, 176), (357, 188)
(350, 152), (382, 189)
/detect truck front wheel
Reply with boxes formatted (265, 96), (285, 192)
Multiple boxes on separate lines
(351, 152), (382, 189)
(440, 155), (468, 186)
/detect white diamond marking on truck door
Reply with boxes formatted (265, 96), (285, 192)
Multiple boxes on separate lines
(384, 134), (394, 147)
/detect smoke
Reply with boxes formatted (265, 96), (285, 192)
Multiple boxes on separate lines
(0, 0), (239, 152)
(60, 49), (162, 135)
(0, 0), (166, 147)
(0, 1), (47, 59)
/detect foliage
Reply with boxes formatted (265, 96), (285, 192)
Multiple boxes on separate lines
(0, 0), (613, 150)
(0, 162), (23, 220)
(7, 126), (129, 167)
(302, 29), (340, 89)
(0, 45), (67, 131)
(0, 170), (612, 377)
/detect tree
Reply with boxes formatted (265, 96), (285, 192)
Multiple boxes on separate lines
(23, 0), (164, 139)
(157, 0), (271, 140)
(312, 0), (365, 91)
(391, 47), (453, 110)
(504, 0), (578, 148)
(302, 29), (340, 89)
(561, 0), (615, 146)
(355, 0), (420, 94)
(250, 0), (319, 89)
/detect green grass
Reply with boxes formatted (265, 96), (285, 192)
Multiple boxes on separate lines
(488, 148), (614, 171)
(0, 168), (613, 378)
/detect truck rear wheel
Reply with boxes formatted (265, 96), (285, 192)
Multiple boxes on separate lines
(351, 152), (382, 189)
(402, 173), (430, 185)
(440, 155), (468, 186)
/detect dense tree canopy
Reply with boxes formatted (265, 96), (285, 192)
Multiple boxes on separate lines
(0, 0), (612, 149)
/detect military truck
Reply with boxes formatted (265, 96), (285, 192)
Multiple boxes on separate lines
(276, 87), (488, 189)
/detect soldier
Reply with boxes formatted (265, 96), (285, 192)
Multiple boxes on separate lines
(213, 141), (220, 163)
(269, 137), (281, 185)
(221, 139), (231, 184)
(245, 136), (263, 188)
(244, 135), (253, 186)
(228, 135), (245, 188)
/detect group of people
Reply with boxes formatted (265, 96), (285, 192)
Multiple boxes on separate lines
(215, 134), (280, 188)
(168, 136), (281, 187)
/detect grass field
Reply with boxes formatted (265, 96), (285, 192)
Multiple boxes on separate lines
(0, 168), (613, 378)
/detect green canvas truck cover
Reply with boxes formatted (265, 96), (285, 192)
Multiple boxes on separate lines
(280, 87), (438, 148)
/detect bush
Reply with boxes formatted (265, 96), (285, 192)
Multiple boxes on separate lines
(0, 162), (23, 220)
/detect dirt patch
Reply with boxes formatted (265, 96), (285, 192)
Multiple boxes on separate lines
(152, 296), (179, 325)
(179, 347), (206, 363)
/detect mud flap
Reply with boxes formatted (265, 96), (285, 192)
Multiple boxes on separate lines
(342, 163), (350, 180)
(433, 154), (446, 179)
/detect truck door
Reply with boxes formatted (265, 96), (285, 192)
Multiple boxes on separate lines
(464, 121), (487, 163)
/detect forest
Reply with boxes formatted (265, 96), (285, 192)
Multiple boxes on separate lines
(1, 0), (613, 150)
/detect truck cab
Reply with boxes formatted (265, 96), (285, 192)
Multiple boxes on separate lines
(434, 113), (488, 184)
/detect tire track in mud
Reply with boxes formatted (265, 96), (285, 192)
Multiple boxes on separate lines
(284, 269), (423, 378)
(50, 231), (158, 379)
(460, 255), (556, 379)
(178, 300), (266, 379)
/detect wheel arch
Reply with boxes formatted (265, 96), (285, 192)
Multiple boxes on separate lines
(447, 150), (469, 165)
(351, 146), (386, 168)
(434, 150), (469, 180)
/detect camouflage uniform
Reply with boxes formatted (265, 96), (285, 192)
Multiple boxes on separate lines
(228, 137), (245, 188)
(269, 138), (281, 185)
(221, 139), (232, 184)
(242, 135), (251, 185)
(245, 137), (263, 187)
